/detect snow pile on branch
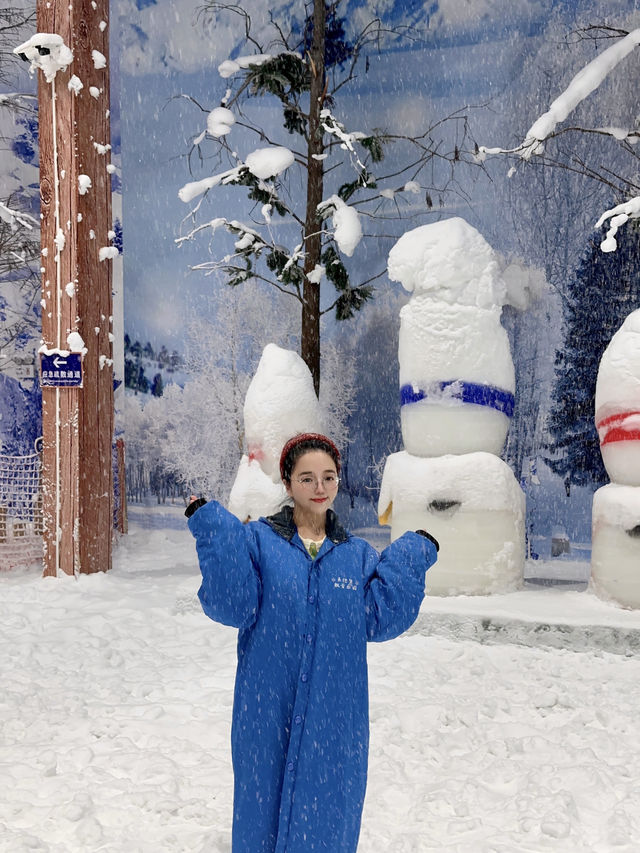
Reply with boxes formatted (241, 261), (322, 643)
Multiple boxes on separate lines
(218, 54), (272, 78)
(317, 195), (362, 258)
(207, 107), (235, 138)
(245, 147), (294, 180)
(320, 109), (366, 170)
(178, 146), (294, 204)
(595, 196), (640, 253)
(480, 28), (640, 161)
(478, 28), (640, 253)
(178, 166), (243, 204)
(0, 201), (37, 231)
(388, 217), (506, 308)
(14, 33), (73, 83)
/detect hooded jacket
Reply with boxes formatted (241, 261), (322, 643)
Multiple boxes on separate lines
(188, 500), (437, 853)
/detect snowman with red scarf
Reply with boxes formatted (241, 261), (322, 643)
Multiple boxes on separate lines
(592, 309), (640, 606)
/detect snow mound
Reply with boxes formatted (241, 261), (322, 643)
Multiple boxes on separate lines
(592, 483), (640, 532)
(596, 309), (640, 415)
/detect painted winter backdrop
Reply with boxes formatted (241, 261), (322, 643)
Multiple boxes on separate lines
(4, 4), (640, 852)
(2, 0), (640, 559)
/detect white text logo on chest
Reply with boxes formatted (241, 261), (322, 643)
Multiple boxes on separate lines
(331, 576), (359, 591)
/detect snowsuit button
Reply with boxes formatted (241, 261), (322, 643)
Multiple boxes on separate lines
(294, 715), (302, 725)
(308, 595), (315, 603)
(301, 673), (308, 682)
(306, 634), (313, 643)
(287, 762), (295, 772)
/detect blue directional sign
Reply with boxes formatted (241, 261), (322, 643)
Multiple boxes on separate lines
(40, 352), (83, 388)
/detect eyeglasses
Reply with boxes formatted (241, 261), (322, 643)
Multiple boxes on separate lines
(295, 475), (340, 490)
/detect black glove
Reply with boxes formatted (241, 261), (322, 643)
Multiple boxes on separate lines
(416, 529), (439, 552)
(185, 497), (207, 518)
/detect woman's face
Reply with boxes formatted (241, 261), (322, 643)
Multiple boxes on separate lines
(286, 450), (339, 517)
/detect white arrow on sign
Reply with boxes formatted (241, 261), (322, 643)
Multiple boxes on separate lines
(53, 356), (67, 368)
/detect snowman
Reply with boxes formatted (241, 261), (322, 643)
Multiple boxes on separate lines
(379, 218), (525, 595)
(591, 309), (640, 607)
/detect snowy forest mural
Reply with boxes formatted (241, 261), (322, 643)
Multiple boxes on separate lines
(1, 0), (639, 563)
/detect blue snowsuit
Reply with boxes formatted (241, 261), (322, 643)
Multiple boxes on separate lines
(188, 500), (437, 853)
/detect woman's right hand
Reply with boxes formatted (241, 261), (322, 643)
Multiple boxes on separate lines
(185, 495), (207, 518)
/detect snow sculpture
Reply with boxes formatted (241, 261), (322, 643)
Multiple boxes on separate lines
(243, 343), (323, 482)
(379, 218), (525, 595)
(592, 310), (640, 607)
(388, 218), (515, 456)
(228, 455), (287, 522)
(228, 344), (322, 521)
(595, 310), (640, 486)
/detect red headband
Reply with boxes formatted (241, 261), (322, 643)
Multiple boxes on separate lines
(279, 433), (341, 480)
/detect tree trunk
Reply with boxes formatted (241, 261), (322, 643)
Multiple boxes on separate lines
(301, 0), (326, 396)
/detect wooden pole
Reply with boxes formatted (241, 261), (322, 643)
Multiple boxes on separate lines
(37, 0), (114, 575)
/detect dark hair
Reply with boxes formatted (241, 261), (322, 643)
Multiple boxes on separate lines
(280, 433), (341, 484)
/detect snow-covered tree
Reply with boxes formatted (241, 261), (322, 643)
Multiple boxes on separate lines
(124, 278), (358, 502)
(545, 224), (640, 490)
(177, 1), (477, 393)
(0, 196), (40, 372)
(0, 4), (40, 374)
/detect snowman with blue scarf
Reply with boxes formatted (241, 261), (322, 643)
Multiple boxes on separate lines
(379, 217), (526, 595)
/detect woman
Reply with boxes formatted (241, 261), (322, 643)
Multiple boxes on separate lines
(186, 433), (438, 853)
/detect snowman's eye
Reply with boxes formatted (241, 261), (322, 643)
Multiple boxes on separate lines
(428, 499), (460, 513)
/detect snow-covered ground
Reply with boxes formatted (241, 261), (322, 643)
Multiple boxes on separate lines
(2, 505), (640, 852)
